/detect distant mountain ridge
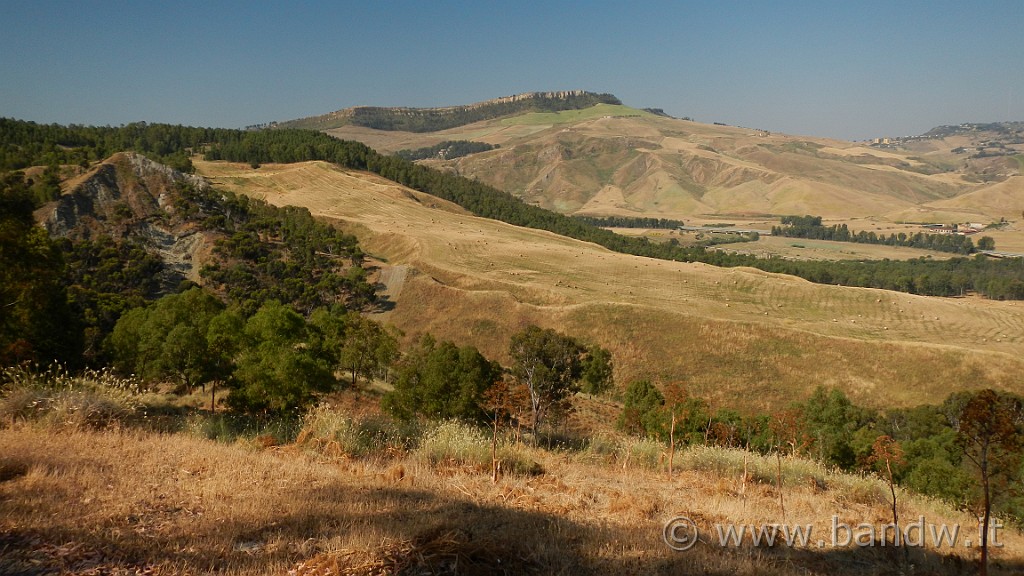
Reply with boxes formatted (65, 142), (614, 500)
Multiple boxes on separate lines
(271, 91), (621, 132)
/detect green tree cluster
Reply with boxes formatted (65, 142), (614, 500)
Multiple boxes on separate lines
(383, 326), (612, 434)
(616, 380), (709, 444)
(395, 140), (496, 161)
(108, 288), (230, 394)
(383, 335), (502, 423)
(508, 325), (614, 435)
(772, 215), (979, 255)
(109, 295), (399, 413)
(0, 173), (79, 365)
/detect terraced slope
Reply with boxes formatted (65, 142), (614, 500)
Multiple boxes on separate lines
(196, 159), (1024, 413)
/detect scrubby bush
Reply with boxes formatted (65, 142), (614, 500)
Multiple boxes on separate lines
(0, 364), (146, 429)
(296, 403), (417, 458)
(415, 420), (542, 476)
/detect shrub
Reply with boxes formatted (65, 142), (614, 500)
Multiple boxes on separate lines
(296, 403), (418, 458)
(183, 412), (301, 445)
(679, 445), (831, 487)
(415, 420), (542, 476)
(617, 436), (664, 470)
(0, 364), (145, 429)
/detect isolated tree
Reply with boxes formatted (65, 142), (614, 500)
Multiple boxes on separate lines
(508, 325), (586, 437)
(770, 406), (810, 456)
(663, 381), (689, 479)
(580, 345), (614, 395)
(952, 389), (1023, 576)
(482, 376), (532, 481)
(867, 435), (905, 548)
(768, 406), (810, 521)
(977, 236), (996, 251)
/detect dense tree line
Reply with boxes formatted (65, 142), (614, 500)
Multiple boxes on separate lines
(395, 140), (496, 161)
(571, 215), (687, 229)
(5, 118), (1024, 300)
(772, 215), (983, 255)
(0, 118), (236, 173)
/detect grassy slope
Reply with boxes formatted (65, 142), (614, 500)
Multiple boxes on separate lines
(3, 423), (1020, 575)
(195, 160), (1024, 414)
(324, 107), (1023, 226)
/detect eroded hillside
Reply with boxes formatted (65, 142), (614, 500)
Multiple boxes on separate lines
(324, 105), (1024, 223)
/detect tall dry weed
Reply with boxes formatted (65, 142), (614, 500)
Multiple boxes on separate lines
(0, 364), (146, 429)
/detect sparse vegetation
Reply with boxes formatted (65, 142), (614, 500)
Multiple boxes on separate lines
(5, 110), (1024, 575)
(395, 140), (496, 161)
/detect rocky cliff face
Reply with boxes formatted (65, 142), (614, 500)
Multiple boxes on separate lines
(39, 152), (213, 290)
(42, 152), (207, 237)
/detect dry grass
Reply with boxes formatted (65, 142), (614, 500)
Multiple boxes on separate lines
(0, 364), (150, 430)
(194, 159), (1024, 413)
(322, 108), (1020, 224)
(2, 421), (1022, 575)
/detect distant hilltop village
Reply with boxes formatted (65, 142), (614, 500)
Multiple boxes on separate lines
(869, 122), (1024, 157)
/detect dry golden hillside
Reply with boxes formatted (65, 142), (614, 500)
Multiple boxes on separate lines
(324, 106), (1024, 224)
(195, 160), (1024, 414)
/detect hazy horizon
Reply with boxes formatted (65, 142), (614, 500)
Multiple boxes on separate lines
(2, 0), (1022, 141)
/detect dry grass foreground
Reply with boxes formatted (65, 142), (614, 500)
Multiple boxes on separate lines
(196, 160), (1024, 414)
(4, 422), (1023, 575)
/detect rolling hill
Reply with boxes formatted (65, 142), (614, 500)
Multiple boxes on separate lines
(195, 159), (1024, 414)
(307, 94), (1023, 225)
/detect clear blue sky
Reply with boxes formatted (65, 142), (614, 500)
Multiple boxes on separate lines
(2, 0), (1022, 140)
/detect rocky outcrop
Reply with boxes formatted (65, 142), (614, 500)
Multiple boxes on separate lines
(40, 152), (213, 290)
(43, 152), (208, 238)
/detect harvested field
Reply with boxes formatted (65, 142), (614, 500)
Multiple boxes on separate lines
(196, 160), (1024, 412)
